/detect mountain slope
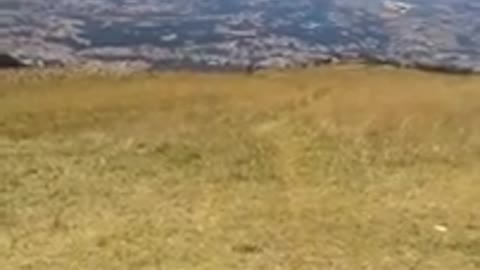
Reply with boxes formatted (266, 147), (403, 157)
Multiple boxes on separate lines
(1, 66), (480, 270)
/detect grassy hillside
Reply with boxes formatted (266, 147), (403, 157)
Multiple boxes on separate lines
(1, 66), (480, 270)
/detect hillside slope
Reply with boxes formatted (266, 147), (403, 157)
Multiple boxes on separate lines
(1, 66), (480, 270)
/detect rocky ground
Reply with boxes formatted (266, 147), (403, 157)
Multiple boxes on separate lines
(1, 0), (480, 71)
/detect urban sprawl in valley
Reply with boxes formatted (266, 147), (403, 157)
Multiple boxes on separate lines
(1, 0), (480, 71)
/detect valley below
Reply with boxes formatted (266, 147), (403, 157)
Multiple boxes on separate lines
(2, 0), (480, 71)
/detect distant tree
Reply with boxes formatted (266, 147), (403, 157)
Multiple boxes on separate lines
(245, 62), (257, 75)
(0, 53), (26, 68)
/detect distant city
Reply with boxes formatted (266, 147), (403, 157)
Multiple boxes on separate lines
(1, 0), (480, 71)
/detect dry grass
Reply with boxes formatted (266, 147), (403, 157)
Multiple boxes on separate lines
(1, 65), (480, 270)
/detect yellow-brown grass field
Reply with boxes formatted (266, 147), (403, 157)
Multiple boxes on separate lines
(1, 65), (480, 270)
